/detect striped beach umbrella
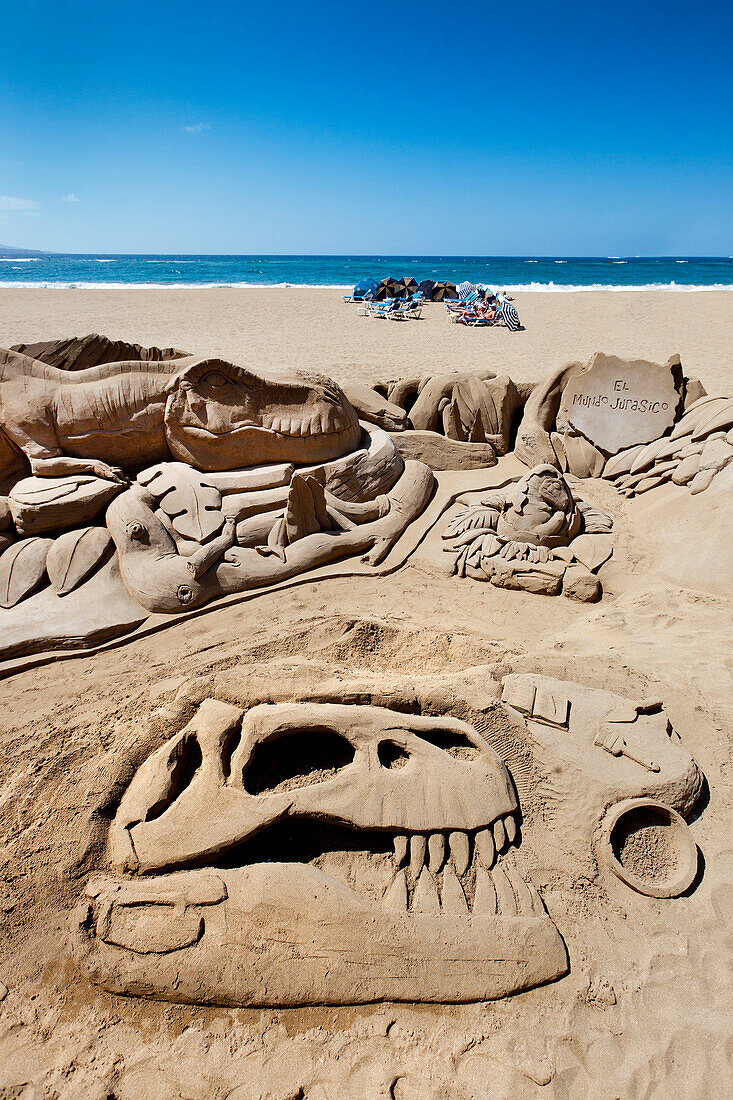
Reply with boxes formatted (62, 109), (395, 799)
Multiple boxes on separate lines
(377, 277), (406, 300)
(500, 301), (521, 331)
(432, 281), (458, 300)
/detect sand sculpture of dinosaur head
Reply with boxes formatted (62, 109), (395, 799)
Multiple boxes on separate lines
(164, 358), (361, 470)
(73, 701), (568, 1006)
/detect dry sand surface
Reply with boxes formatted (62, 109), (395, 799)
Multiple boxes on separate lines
(1, 287), (732, 394)
(0, 289), (731, 1099)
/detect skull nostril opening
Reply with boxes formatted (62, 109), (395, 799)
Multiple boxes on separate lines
(377, 741), (410, 769)
(413, 727), (482, 761)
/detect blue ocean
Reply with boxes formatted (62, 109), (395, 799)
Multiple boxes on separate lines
(0, 255), (731, 290)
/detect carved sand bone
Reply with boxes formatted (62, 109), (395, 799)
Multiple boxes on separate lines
(74, 700), (569, 1006)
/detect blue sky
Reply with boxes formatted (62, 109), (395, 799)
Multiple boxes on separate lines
(1, 0), (731, 254)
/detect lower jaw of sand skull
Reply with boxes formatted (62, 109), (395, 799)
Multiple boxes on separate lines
(73, 821), (568, 1007)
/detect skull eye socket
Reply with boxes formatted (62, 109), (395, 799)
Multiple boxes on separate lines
(242, 727), (355, 796)
(377, 741), (410, 769)
(201, 371), (230, 388)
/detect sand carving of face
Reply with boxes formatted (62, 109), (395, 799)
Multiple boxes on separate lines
(73, 701), (568, 1007)
(164, 359), (361, 470)
(496, 463), (582, 547)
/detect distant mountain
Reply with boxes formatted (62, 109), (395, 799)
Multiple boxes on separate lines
(0, 244), (50, 258)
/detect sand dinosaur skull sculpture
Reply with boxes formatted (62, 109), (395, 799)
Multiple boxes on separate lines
(73, 701), (568, 1006)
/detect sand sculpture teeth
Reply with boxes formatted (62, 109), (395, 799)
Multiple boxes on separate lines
(383, 817), (524, 914)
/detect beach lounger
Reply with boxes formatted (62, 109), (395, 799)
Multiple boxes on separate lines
(368, 298), (400, 319)
(386, 300), (414, 321)
(445, 289), (480, 312)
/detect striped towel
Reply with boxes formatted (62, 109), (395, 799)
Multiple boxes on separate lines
(457, 280), (474, 299)
(500, 301), (521, 331)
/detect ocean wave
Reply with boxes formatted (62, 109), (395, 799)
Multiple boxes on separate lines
(0, 257), (42, 262)
(0, 280), (355, 290)
(1, 280), (731, 292)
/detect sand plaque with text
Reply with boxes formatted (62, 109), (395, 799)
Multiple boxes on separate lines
(558, 353), (679, 454)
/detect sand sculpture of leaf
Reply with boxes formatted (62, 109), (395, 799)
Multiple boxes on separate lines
(46, 526), (112, 596)
(138, 463), (223, 542)
(9, 476), (98, 505)
(0, 537), (53, 608)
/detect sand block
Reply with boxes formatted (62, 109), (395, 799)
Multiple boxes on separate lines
(557, 353), (680, 455)
(9, 474), (123, 536)
(671, 453), (701, 485)
(491, 560), (564, 596)
(390, 430), (497, 470)
(568, 533), (613, 573)
(562, 564), (601, 602)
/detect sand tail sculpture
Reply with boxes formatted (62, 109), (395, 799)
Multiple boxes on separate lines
(73, 701), (569, 1006)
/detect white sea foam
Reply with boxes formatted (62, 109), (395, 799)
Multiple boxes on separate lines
(0, 257), (42, 262)
(0, 280), (355, 289)
(0, 280), (731, 291)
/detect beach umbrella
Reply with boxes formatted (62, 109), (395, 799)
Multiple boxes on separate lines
(418, 279), (436, 301)
(377, 276), (406, 300)
(353, 277), (378, 299)
(432, 281), (457, 301)
(456, 280), (474, 299)
(402, 276), (418, 295)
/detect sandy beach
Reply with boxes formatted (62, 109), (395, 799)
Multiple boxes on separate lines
(1, 288), (732, 1097)
(1, 287), (732, 395)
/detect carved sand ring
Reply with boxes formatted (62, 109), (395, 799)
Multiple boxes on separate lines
(597, 797), (698, 898)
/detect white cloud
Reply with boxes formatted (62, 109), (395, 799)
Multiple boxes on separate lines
(181, 122), (211, 134)
(0, 195), (40, 214)
(61, 193), (79, 203)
